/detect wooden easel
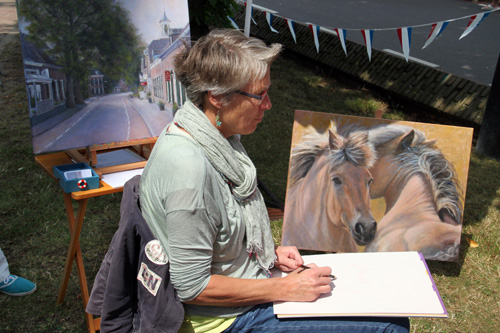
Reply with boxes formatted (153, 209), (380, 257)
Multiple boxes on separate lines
(66, 137), (156, 177)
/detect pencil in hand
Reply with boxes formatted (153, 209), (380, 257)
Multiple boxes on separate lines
(299, 264), (337, 280)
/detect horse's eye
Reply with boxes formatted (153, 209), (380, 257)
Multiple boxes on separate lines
(331, 176), (342, 185)
(368, 178), (374, 186)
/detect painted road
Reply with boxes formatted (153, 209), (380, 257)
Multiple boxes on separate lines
(33, 93), (172, 154)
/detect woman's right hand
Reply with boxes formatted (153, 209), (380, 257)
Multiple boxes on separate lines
(281, 263), (333, 302)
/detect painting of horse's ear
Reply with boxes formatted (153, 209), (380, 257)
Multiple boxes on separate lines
(378, 129), (414, 154)
(398, 130), (414, 152)
(282, 110), (474, 262)
(328, 129), (343, 151)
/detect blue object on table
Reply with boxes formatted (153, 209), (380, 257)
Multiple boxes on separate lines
(53, 162), (99, 193)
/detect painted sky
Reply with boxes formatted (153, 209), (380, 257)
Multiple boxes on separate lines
(119, 0), (190, 45)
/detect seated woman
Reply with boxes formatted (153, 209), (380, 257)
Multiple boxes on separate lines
(140, 29), (409, 332)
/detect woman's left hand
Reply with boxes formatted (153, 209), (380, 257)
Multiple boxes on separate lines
(274, 246), (304, 272)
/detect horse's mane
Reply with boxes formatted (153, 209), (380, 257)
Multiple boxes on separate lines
(289, 122), (375, 186)
(368, 124), (463, 223)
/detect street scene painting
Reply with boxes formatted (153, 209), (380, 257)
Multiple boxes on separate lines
(15, 0), (190, 154)
(282, 110), (473, 261)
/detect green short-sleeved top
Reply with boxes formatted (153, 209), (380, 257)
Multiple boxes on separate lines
(140, 124), (268, 318)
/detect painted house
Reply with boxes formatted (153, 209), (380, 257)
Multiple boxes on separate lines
(88, 69), (105, 96)
(113, 78), (129, 93)
(140, 37), (169, 96)
(20, 34), (66, 117)
(140, 10), (190, 109)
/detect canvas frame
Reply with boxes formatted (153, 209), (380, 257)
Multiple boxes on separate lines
(282, 110), (473, 261)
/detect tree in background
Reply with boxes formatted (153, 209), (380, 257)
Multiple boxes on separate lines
(187, 0), (238, 40)
(19, 0), (141, 107)
(476, 52), (500, 160)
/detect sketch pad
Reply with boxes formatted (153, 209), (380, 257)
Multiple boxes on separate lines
(273, 252), (447, 318)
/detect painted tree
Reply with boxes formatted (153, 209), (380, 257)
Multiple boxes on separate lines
(19, 0), (141, 107)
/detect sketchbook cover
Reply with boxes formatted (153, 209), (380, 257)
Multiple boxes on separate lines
(273, 252), (448, 318)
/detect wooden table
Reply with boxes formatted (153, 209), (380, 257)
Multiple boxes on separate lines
(35, 152), (125, 332)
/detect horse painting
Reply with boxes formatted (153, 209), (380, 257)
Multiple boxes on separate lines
(365, 125), (463, 261)
(282, 123), (377, 252)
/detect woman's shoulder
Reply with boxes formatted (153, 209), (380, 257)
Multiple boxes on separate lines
(155, 131), (205, 164)
(143, 131), (214, 187)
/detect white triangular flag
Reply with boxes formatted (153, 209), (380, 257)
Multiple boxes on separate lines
(310, 24), (320, 53)
(335, 28), (347, 56)
(287, 19), (297, 44)
(397, 27), (412, 62)
(460, 13), (489, 39)
(361, 29), (374, 62)
(422, 21), (449, 49)
(227, 16), (239, 30)
(265, 12), (279, 33)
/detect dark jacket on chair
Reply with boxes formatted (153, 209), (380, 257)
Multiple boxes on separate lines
(86, 175), (184, 332)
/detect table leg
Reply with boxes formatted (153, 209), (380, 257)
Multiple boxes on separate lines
(58, 194), (88, 304)
(57, 194), (97, 332)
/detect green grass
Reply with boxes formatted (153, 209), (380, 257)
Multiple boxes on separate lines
(1, 37), (499, 332)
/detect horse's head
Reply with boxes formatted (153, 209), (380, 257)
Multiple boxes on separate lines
(325, 128), (377, 246)
(368, 124), (463, 224)
(369, 129), (415, 199)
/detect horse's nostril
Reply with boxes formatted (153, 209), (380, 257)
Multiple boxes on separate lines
(355, 221), (377, 237)
(355, 223), (364, 235)
(353, 220), (377, 246)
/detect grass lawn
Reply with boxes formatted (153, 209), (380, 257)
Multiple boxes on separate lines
(1, 35), (499, 332)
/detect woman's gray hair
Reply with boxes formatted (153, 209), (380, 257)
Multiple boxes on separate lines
(174, 29), (282, 106)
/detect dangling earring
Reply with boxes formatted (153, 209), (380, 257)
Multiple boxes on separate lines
(215, 109), (222, 127)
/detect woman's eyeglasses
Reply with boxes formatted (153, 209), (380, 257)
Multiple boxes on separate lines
(235, 90), (268, 105)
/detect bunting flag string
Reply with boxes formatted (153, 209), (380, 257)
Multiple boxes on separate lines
(255, 7), (499, 33)
(310, 24), (320, 53)
(422, 21), (449, 49)
(397, 27), (412, 62)
(287, 19), (297, 43)
(237, 1), (499, 61)
(361, 29), (374, 62)
(265, 12), (279, 33)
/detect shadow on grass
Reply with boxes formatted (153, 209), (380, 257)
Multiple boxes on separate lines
(461, 153), (500, 227)
(425, 234), (471, 277)
(426, 152), (500, 277)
